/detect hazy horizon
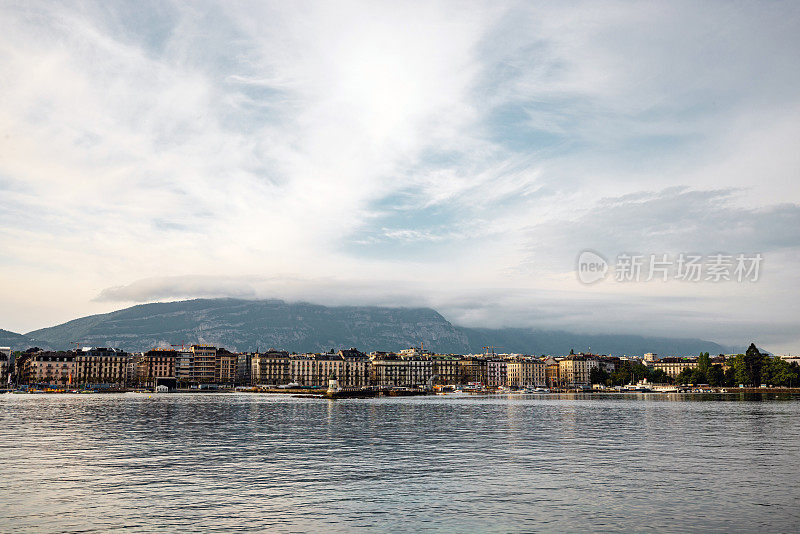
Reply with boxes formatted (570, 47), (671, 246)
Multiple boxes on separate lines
(1, 1), (799, 352)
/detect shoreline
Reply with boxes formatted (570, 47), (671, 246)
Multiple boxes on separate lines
(5, 387), (800, 397)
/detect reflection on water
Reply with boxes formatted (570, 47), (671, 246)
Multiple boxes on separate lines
(1, 393), (799, 532)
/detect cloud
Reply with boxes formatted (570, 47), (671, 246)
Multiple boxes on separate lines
(525, 187), (800, 269)
(1, 1), (799, 353)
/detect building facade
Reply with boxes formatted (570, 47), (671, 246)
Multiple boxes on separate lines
(558, 355), (599, 387)
(370, 354), (434, 388)
(252, 350), (291, 385)
(486, 360), (508, 387)
(191, 345), (217, 384)
(75, 347), (130, 387)
(0, 347), (10, 384)
(18, 351), (77, 386)
(137, 349), (176, 388)
(216, 350), (237, 386)
(430, 355), (462, 385)
(649, 358), (699, 379)
(506, 359), (545, 388)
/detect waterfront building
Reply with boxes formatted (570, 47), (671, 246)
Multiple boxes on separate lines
(174, 349), (194, 387)
(252, 350), (291, 386)
(430, 354), (463, 385)
(17, 351), (77, 386)
(191, 345), (217, 384)
(459, 357), (488, 385)
(0, 347), (10, 383)
(543, 357), (560, 388)
(75, 347), (130, 387)
(290, 353), (329, 387)
(598, 357), (618, 374)
(506, 358), (545, 388)
(370, 353), (433, 388)
(486, 359), (508, 387)
(137, 349), (176, 388)
(649, 357), (698, 379)
(644, 352), (658, 362)
(336, 349), (369, 387)
(290, 352), (371, 388)
(236, 352), (252, 385)
(216, 349), (237, 386)
(558, 355), (599, 387)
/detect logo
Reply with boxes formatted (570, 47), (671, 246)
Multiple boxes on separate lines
(577, 250), (609, 284)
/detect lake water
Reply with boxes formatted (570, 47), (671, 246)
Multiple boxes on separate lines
(1, 393), (799, 532)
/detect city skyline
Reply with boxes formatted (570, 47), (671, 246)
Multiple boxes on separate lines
(1, 1), (799, 352)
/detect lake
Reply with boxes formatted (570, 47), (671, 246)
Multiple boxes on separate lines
(1, 393), (799, 532)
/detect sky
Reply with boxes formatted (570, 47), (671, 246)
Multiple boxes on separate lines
(1, 1), (799, 353)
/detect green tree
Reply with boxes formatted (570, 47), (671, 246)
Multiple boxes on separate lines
(676, 367), (694, 384)
(765, 358), (800, 387)
(706, 364), (724, 387)
(732, 354), (747, 385)
(698, 352), (711, 374)
(724, 366), (737, 387)
(689, 368), (707, 385)
(744, 343), (764, 386)
(649, 368), (671, 384)
(590, 367), (610, 385)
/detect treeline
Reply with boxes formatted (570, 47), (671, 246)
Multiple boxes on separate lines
(590, 344), (800, 387)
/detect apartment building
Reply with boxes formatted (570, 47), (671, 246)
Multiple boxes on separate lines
(558, 355), (599, 387)
(506, 359), (545, 388)
(0, 347), (10, 383)
(486, 359), (508, 387)
(252, 350), (291, 385)
(543, 357), (560, 388)
(649, 358), (699, 379)
(137, 349), (176, 388)
(17, 351), (77, 386)
(459, 357), (488, 385)
(191, 345), (217, 384)
(370, 353), (433, 388)
(75, 347), (130, 387)
(430, 355), (462, 385)
(216, 349), (237, 386)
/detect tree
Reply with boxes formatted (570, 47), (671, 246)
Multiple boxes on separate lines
(706, 364), (724, 387)
(744, 343), (763, 386)
(649, 368), (671, 384)
(733, 354), (748, 385)
(689, 368), (707, 385)
(724, 366), (736, 387)
(698, 352), (711, 374)
(764, 358), (800, 387)
(590, 367), (609, 385)
(676, 367), (695, 384)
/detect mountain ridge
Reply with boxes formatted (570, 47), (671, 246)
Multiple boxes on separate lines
(15, 298), (731, 356)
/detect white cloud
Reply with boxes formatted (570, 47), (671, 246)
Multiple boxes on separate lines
(0, 1), (799, 353)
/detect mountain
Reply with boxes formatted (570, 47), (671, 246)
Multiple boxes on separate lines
(23, 298), (730, 356)
(462, 328), (729, 358)
(0, 329), (42, 352)
(25, 298), (471, 354)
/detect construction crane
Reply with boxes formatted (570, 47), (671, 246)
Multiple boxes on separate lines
(482, 345), (503, 356)
(171, 342), (186, 350)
